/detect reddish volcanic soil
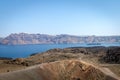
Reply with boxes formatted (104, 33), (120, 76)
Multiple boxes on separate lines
(0, 60), (119, 80)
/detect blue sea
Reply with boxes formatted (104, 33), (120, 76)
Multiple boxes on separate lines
(0, 43), (120, 58)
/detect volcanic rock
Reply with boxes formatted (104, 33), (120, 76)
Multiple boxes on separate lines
(0, 60), (119, 80)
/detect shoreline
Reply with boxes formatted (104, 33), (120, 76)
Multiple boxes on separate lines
(0, 46), (120, 59)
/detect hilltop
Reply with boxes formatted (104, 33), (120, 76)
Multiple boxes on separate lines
(0, 60), (119, 80)
(0, 33), (120, 45)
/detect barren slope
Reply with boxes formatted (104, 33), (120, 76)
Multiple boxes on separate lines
(0, 60), (119, 80)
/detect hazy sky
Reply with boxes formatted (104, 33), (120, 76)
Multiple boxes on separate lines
(0, 0), (120, 37)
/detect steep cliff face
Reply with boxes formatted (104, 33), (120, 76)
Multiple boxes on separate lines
(0, 33), (54, 45)
(0, 60), (118, 80)
(0, 33), (120, 45)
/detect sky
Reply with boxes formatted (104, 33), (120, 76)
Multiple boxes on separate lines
(0, 0), (120, 37)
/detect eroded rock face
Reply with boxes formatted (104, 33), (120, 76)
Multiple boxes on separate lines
(4, 58), (29, 66)
(0, 60), (118, 80)
(1, 33), (120, 45)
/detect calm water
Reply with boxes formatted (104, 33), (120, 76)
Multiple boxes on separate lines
(0, 43), (120, 58)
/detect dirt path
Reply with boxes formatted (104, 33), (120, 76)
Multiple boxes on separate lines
(100, 67), (120, 80)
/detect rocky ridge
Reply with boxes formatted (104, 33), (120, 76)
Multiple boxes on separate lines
(0, 60), (119, 80)
(0, 33), (120, 45)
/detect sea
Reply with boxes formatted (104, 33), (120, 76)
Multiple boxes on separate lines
(0, 43), (120, 59)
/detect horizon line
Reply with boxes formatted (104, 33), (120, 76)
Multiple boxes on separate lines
(1, 32), (120, 37)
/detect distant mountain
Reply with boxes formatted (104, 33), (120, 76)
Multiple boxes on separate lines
(0, 33), (120, 45)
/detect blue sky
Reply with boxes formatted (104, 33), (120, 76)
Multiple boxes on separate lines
(0, 0), (120, 37)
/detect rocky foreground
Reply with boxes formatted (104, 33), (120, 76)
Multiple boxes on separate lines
(0, 60), (119, 80)
(0, 46), (120, 80)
